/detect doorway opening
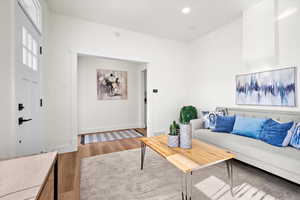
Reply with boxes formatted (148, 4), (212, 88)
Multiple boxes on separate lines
(76, 54), (147, 150)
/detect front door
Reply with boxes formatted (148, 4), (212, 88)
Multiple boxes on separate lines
(15, 4), (42, 156)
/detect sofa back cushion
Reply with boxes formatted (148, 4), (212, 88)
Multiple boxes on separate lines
(228, 108), (300, 123)
(260, 119), (294, 147)
(232, 116), (267, 139)
(212, 115), (235, 133)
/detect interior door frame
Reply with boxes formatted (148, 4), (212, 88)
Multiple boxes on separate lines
(140, 68), (147, 128)
(69, 49), (151, 150)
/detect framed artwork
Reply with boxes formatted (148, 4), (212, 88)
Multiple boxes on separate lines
(236, 67), (296, 107)
(97, 69), (128, 100)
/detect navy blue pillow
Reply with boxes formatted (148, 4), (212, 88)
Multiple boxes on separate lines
(260, 119), (294, 147)
(212, 115), (236, 133)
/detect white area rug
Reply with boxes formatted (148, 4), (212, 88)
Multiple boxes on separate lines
(80, 149), (300, 200)
(82, 129), (143, 144)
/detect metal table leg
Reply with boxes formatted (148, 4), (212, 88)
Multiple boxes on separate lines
(54, 158), (58, 200)
(181, 172), (185, 200)
(181, 171), (193, 200)
(141, 142), (146, 170)
(226, 160), (234, 197)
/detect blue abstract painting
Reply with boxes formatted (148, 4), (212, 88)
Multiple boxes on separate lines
(236, 67), (296, 106)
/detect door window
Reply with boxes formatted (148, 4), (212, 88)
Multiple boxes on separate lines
(22, 27), (38, 71)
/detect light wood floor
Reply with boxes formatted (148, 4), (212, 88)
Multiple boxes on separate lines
(58, 128), (147, 200)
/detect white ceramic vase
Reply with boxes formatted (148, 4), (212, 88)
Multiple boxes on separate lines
(168, 135), (179, 148)
(180, 124), (192, 149)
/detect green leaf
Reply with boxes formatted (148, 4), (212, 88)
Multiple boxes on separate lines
(179, 106), (198, 124)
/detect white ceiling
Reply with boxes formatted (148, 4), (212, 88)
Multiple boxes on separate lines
(46, 0), (262, 42)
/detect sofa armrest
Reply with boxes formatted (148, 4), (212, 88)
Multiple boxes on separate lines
(190, 119), (203, 133)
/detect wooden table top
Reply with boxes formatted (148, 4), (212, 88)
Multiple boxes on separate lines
(0, 152), (57, 200)
(139, 135), (235, 173)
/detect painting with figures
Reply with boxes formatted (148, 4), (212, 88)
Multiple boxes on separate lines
(236, 67), (296, 107)
(97, 69), (128, 100)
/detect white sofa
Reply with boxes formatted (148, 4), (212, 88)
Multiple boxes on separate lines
(190, 107), (300, 185)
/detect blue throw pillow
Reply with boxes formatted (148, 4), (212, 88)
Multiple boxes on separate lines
(260, 119), (294, 147)
(212, 115), (235, 133)
(290, 123), (300, 149)
(232, 116), (267, 139)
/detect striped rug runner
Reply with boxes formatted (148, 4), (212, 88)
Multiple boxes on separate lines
(82, 129), (143, 144)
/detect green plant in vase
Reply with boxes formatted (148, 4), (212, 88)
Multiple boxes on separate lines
(168, 121), (180, 147)
(169, 121), (179, 136)
(179, 106), (198, 125)
(179, 106), (198, 149)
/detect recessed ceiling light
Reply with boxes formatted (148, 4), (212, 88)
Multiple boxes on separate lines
(182, 7), (191, 15)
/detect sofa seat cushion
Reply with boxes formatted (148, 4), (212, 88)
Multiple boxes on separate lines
(193, 129), (233, 148)
(193, 129), (300, 176)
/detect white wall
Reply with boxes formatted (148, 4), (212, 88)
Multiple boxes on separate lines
(0, 0), (15, 159)
(78, 56), (145, 133)
(243, 0), (278, 68)
(188, 18), (243, 110)
(44, 13), (189, 152)
(188, 0), (300, 112)
(40, 0), (50, 154)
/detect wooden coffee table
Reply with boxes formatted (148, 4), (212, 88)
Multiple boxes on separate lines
(139, 135), (235, 200)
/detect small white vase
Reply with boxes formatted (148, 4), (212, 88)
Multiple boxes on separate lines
(168, 135), (179, 148)
(180, 124), (192, 149)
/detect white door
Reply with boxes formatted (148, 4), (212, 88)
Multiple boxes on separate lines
(15, 4), (42, 156)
